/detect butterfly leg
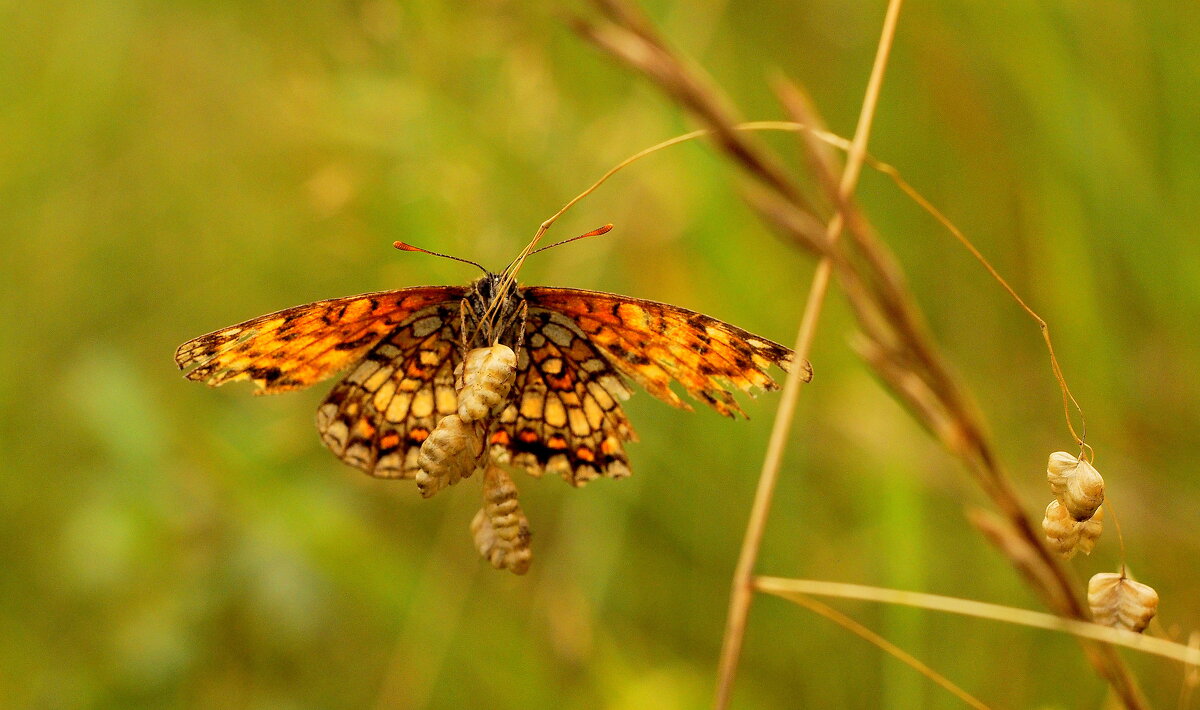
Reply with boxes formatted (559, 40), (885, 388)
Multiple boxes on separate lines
(458, 297), (479, 354)
(491, 299), (529, 360)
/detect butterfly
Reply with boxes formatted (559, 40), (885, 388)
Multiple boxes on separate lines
(174, 229), (811, 487)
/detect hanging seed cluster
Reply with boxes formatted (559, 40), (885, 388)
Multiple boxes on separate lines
(1088, 572), (1159, 633)
(1038, 450), (1160, 632)
(1046, 452), (1104, 521)
(1040, 452), (1105, 558)
(456, 345), (517, 422)
(415, 345), (530, 572)
(1042, 500), (1102, 559)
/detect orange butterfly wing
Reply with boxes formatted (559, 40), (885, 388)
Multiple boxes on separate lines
(490, 308), (637, 486)
(174, 287), (466, 394)
(523, 287), (808, 418)
(317, 302), (464, 479)
(176, 283), (806, 487)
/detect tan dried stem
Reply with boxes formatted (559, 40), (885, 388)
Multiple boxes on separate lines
(755, 577), (1200, 666)
(574, 1), (1146, 708)
(780, 83), (1146, 710)
(715, 2), (904, 705)
(778, 592), (993, 710)
(874, 172), (1089, 449)
(1105, 493), (1129, 573)
(581, 1), (819, 214)
(578, 0), (897, 704)
(487, 116), (1088, 464)
(1179, 631), (1200, 710)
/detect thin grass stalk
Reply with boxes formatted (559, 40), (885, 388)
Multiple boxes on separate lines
(574, 1), (1147, 707)
(779, 592), (993, 710)
(714, 2), (904, 706)
(714, 259), (832, 709)
(782, 94), (1147, 710)
(1179, 632), (1200, 710)
(756, 577), (1200, 666)
(778, 87), (1146, 708)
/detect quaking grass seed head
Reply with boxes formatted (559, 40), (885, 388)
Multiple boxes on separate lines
(1046, 451), (1105, 521)
(1088, 572), (1159, 633)
(1042, 499), (1103, 558)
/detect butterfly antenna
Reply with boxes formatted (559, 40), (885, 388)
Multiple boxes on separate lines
(491, 224), (614, 325)
(526, 224), (614, 257)
(393, 241), (488, 274)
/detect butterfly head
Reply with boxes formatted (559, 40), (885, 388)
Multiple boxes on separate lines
(468, 271), (518, 307)
(393, 225), (613, 347)
(465, 272), (525, 348)
(392, 240), (523, 346)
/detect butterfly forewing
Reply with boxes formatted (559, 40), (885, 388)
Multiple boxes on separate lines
(174, 287), (466, 394)
(522, 287), (806, 417)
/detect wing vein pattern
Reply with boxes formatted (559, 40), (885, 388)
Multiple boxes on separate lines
(523, 287), (807, 418)
(175, 287), (465, 394)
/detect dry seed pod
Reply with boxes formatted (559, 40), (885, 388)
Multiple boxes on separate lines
(415, 414), (485, 498)
(470, 465), (532, 574)
(1042, 499), (1103, 558)
(1046, 451), (1105, 521)
(456, 345), (517, 422)
(1088, 572), (1159, 633)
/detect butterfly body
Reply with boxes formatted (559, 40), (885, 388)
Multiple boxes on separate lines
(460, 272), (527, 349)
(176, 273), (810, 487)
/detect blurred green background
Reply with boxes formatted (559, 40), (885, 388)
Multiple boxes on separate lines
(3, 1), (1198, 707)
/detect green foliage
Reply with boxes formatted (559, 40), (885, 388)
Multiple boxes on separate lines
(2, 1), (1195, 707)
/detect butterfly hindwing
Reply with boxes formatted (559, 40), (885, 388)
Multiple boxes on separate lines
(523, 287), (807, 417)
(490, 309), (637, 486)
(316, 303), (463, 479)
(174, 287), (466, 394)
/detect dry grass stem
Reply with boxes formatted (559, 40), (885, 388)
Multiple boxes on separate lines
(713, 0), (903, 703)
(570, 114), (1093, 453)
(714, 257), (833, 708)
(576, 2), (818, 214)
(782, 593), (993, 710)
(866, 157), (1089, 447)
(575, 0), (1147, 707)
(1179, 632), (1200, 710)
(778, 78), (1146, 710)
(968, 508), (1075, 613)
(755, 577), (1200, 666)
